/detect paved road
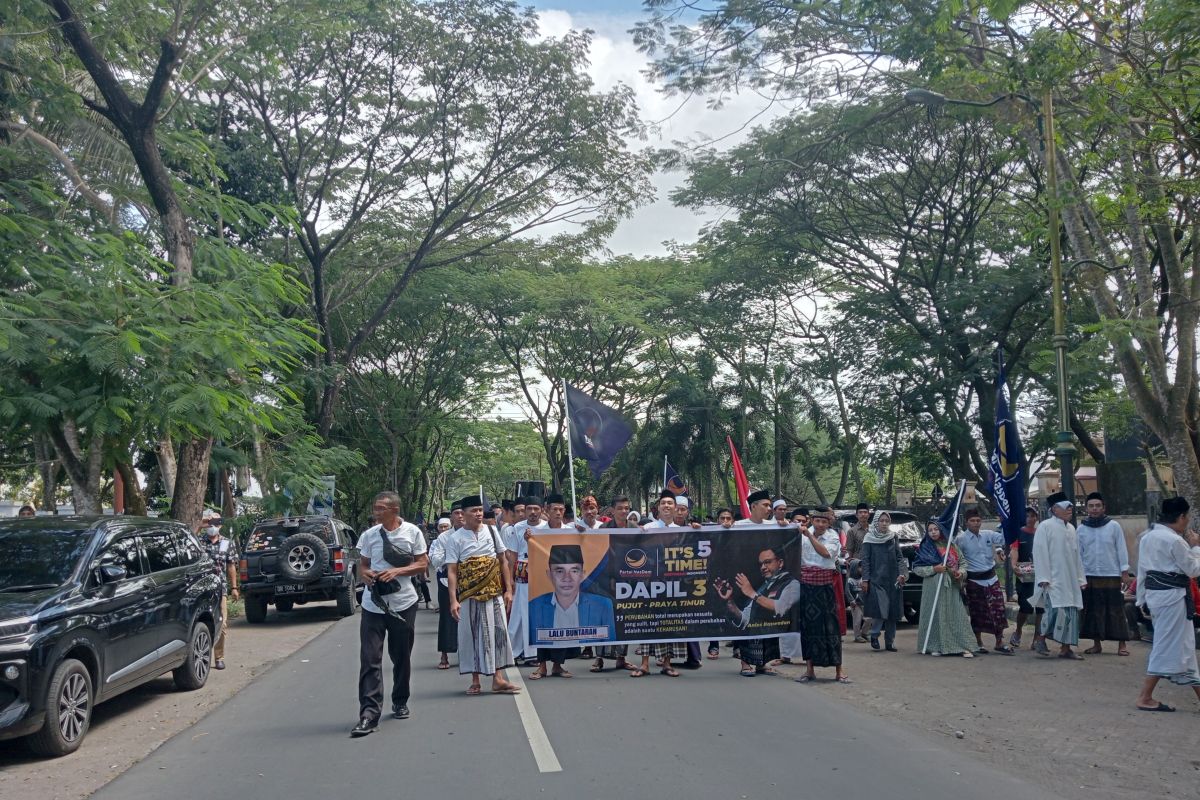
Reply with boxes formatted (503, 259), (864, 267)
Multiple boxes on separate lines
(95, 610), (1054, 800)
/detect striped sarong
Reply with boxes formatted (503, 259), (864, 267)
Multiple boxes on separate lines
(458, 596), (514, 676)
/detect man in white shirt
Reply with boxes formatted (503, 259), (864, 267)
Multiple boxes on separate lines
(1135, 497), (1200, 712)
(444, 495), (519, 696)
(429, 512), (458, 670)
(1031, 492), (1088, 660)
(1077, 491), (1132, 656)
(352, 491), (428, 738)
(772, 499), (789, 527)
(643, 490), (683, 529)
(506, 497), (546, 665)
(529, 494), (581, 678)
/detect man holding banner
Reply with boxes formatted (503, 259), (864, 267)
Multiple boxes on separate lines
(729, 489), (782, 675)
(530, 494), (582, 679)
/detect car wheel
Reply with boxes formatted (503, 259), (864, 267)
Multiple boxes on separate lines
(276, 532), (329, 583)
(27, 658), (92, 757)
(244, 594), (269, 624)
(336, 577), (357, 617)
(173, 621), (213, 691)
(275, 598), (294, 613)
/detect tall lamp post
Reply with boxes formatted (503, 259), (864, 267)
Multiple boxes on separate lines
(904, 87), (1074, 504)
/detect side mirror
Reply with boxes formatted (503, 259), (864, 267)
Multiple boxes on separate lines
(99, 564), (128, 583)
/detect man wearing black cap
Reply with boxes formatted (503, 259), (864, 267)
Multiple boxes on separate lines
(734, 489), (772, 528)
(845, 503), (871, 562)
(505, 497), (546, 665)
(442, 496), (520, 695)
(1134, 497), (1200, 711)
(1078, 492), (1132, 656)
(530, 544), (615, 643)
(727, 489), (781, 674)
(529, 494), (582, 678)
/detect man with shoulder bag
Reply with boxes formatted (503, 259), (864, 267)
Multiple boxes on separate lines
(352, 491), (428, 738)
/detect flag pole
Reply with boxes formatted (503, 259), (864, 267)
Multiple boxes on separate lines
(663, 455), (668, 490)
(920, 479), (967, 655)
(562, 379), (578, 515)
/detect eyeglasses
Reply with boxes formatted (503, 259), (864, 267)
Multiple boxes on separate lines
(758, 558), (780, 566)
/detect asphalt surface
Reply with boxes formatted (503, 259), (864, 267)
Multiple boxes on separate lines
(93, 610), (1055, 800)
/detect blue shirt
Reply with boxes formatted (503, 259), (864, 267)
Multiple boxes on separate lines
(957, 528), (1005, 585)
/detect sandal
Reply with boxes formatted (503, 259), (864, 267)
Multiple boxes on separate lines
(836, 676), (853, 684)
(739, 668), (756, 677)
(437, 660), (450, 670)
(659, 667), (680, 677)
(552, 667), (573, 678)
(1117, 647), (1131, 656)
(1058, 651), (1084, 660)
(466, 685), (482, 695)
(590, 659), (605, 673)
(1084, 645), (1102, 655)
(629, 667), (648, 677)
(491, 684), (521, 694)
(707, 647), (720, 660)
(617, 660), (635, 670)
(794, 675), (814, 683)
(757, 666), (779, 676)
(528, 669), (547, 680)
(993, 645), (1015, 655)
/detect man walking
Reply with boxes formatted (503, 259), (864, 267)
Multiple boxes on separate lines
(444, 495), (520, 695)
(958, 508), (1014, 654)
(352, 492), (428, 737)
(1134, 497), (1200, 711)
(506, 497), (545, 665)
(199, 513), (239, 671)
(529, 494), (581, 678)
(1031, 493), (1087, 660)
(1078, 492), (1132, 656)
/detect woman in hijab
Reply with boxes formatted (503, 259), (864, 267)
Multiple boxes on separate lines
(913, 519), (977, 657)
(860, 511), (907, 651)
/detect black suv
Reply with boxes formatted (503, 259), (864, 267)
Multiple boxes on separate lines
(0, 516), (223, 757)
(239, 517), (360, 623)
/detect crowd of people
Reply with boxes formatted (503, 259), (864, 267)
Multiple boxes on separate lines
(346, 487), (1200, 736)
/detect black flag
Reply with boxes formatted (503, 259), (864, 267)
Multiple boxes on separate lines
(565, 383), (633, 479)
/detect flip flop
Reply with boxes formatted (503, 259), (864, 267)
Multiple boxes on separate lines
(618, 661), (635, 671)
(993, 645), (1016, 655)
(629, 668), (648, 678)
(528, 670), (547, 680)
(659, 667), (680, 677)
(757, 667), (780, 676)
(437, 662), (450, 670)
(836, 676), (853, 684)
(590, 659), (605, 673)
(1084, 645), (1103, 655)
(491, 685), (521, 694)
(1137, 702), (1175, 712)
(1117, 648), (1131, 656)
(707, 648), (720, 660)
(465, 685), (482, 695)
(739, 668), (756, 677)
(1058, 651), (1085, 660)
(794, 675), (814, 683)
(552, 668), (573, 678)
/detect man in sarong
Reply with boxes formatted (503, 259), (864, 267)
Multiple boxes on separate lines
(444, 495), (519, 696)
(1078, 492), (1132, 656)
(958, 507), (1014, 654)
(796, 507), (849, 683)
(429, 513), (458, 670)
(1135, 497), (1200, 712)
(1030, 493), (1087, 660)
(505, 496), (544, 665)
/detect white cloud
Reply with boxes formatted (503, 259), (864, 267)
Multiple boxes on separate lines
(535, 8), (790, 257)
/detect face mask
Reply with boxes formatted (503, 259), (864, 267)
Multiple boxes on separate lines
(206, 526), (220, 537)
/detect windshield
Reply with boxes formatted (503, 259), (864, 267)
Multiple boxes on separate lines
(244, 520), (334, 551)
(0, 525), (94, 591)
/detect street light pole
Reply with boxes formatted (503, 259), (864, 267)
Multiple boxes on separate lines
(1041, 89), (1075, 504)
(904, 86), (1075, 502)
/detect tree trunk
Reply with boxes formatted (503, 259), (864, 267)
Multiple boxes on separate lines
(46, 421), (102, 515)
(34, 434), (59, 512)
(115, 459), (147, 516)
(156, 436), (177, 498)
(220, 467), (236, 519)
(172, 438), (213, 530)
(1163, 428), (1200, 530)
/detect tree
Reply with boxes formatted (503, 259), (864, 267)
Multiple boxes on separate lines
(228, 0), (652, 437)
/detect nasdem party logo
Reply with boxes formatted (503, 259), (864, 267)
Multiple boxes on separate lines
(624, 549), (648, 569)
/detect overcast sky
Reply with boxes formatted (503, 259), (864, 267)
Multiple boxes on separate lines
(529, 2), (787, 256)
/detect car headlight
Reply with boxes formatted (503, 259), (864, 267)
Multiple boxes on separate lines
(0, 617), (37, 640)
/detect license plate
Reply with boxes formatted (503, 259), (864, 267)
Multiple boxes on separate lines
(275, 584), (304, 594)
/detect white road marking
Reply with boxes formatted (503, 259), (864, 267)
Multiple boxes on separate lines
(505, 668), (563, 773)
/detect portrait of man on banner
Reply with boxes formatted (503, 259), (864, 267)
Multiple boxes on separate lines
(530, 543), (616, 644)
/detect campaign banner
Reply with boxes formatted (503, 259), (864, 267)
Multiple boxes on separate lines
(526, 526), (803, 647)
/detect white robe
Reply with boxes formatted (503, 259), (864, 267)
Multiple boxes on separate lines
(1029, 517), (1086, 610)
(1136, 524), (1200, 683)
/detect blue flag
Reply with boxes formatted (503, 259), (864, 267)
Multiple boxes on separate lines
(664, 458), (688, 496)
(938, 481), (967, 539)
(984, 350), (1027, 547)
(565, 383), (634, 480)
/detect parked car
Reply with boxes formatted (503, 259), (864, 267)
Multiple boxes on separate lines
(239, 517), (361, 623)
(835, 510), (926, 622)
(0, 516), (223, 757)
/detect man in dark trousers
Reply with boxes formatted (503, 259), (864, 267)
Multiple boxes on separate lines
(352, 491), (428, 738)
